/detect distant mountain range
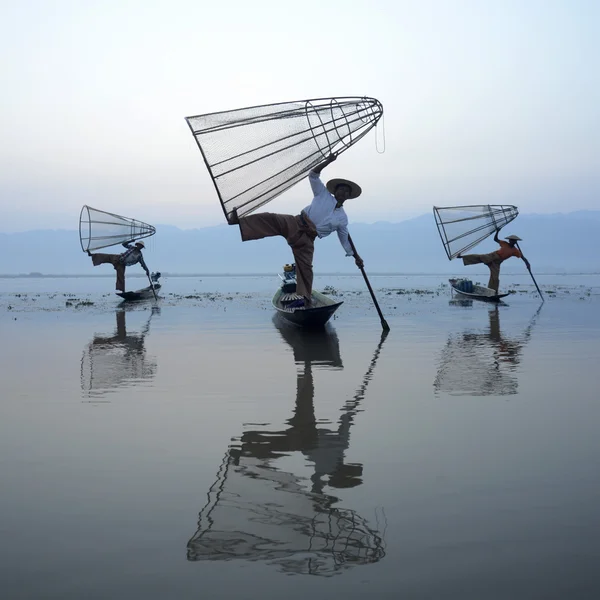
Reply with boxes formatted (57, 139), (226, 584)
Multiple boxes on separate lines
(1, 211), (599, 275)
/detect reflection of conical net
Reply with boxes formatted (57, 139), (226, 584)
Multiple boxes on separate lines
(187, 453), (386, 576)
(434, 205), (518, 260)
(79, 205), (156, 252)
(185, 97), (383, 220)
(80, 310), (157, 398)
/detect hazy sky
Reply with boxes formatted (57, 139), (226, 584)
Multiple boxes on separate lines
(1, 0), (598, 232)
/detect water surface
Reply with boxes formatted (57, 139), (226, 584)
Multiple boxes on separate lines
(1, 274), (599, 598)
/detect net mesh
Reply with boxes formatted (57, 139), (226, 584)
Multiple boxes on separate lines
(185, 97), (383, 220)
(434, 205), (518, 260)
(79, 205), (156, 252)
(186, 454), (386, 576)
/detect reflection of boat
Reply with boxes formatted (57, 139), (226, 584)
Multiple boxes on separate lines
(187, 325), (389, 576)
(434, 305), (541, 396)
(272, 264), (343, 328)
(449, 278), (509, 302)
(80, 307), (159, 398)
(116, 272), (161, 301)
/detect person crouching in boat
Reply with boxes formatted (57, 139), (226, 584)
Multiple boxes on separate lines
(228, 153), (364, 309)
(457, 231), (531, 293)
(88, 240), (150, 292)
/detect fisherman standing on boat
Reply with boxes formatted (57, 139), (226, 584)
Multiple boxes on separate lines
(457, 230), (531, 293)
(228, 154), (364, 308)
(88, 240), (150, 292)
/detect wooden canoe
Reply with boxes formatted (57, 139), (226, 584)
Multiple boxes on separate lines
(449, 278), (509, 303)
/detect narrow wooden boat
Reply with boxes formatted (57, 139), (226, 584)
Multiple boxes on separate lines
(116, 273), (161, 301)
(449, 278), (509, 303)
(273, 264), (343, 328)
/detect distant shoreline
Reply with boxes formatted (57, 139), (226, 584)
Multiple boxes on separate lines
(1, 272), (599, 279)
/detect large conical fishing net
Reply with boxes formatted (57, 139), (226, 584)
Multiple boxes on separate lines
(79, 205), (156, 252)
(434, 205), (518, 260)
(185, 96), (383, 221)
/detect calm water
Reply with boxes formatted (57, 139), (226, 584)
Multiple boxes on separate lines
(1, 274), (599, 599)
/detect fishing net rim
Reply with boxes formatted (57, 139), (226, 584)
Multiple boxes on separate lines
(79, 205), (91, 253)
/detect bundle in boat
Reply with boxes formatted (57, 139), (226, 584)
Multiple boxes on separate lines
(79, 205), (156, 252)
(433, 204), (518, 260)
(185, 96), (383, 221)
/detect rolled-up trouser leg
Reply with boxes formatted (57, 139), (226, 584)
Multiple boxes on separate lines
(291, 236), (315, 300)
(115, 264), (126, 292)
(487, 260), (501, 293)
(91, 253), (120, 267)
(238, 212), (297, 241)
(462, 254), (483, 266)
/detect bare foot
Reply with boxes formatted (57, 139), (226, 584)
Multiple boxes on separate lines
(228, 208), (239, 225)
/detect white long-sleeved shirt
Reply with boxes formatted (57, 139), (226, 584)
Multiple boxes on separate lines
(303, 171), (354, 256)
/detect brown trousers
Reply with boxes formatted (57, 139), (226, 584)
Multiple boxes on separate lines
(239, 212), (317, 299)
(461, 251), (502, 292)
(91, 253), (126, 292)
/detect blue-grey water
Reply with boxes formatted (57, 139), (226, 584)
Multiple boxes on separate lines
(1, 273), (599, 599)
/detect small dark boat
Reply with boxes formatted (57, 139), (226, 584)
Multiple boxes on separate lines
(273, 264), (343, 328)
(449, 278), (509, 303)
(116, 272), (161, 302)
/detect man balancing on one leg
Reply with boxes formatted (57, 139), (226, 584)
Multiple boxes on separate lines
(88, 240), (150, 292)
(457, 230), (531, 293)
(228, 153), (364, 308)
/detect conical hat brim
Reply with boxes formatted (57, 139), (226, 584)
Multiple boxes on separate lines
(326, 178), (362, 199)
(504, 236), (522, 241)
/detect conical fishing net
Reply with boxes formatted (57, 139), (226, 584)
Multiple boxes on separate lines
(79, 205), (156, 252)
(185, 96), (383, 220)
(434, 205), (518, 260)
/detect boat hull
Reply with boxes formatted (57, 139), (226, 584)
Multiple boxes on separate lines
(116, 283), (161, 302)
(449, 279), (509, 303)
(272, 288), (343, 328)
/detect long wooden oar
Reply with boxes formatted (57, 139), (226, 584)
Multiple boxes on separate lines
(146, 271), (158, 301)
(515, 242), (544, 302)
(348, 235), (390, 331)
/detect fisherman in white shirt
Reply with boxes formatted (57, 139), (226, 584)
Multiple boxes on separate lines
(229, 153), (364, 308)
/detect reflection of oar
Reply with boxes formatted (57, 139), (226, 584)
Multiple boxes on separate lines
(338, 329), (390, 425)
(348, 235), (390, 331)
(515, 243), (544, 302)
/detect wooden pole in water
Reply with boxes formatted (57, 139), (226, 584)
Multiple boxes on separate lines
(147, 272), (158, 301)
(348, 235), (390, 331)
(515, 242), (544, 302)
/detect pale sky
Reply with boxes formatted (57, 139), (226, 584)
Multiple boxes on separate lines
(1, 0), (598, 232)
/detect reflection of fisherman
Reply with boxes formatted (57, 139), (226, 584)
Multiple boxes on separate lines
(228, 154), (364, 308)
(82, 308), (159, 398)
(457, 231), (531, 293)
(434, 304), (541, 396)
(88, 240), (149, 292)
(187, 325), (388, 574)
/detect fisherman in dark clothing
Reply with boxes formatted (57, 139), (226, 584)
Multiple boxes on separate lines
(88, 240), (149, 292)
